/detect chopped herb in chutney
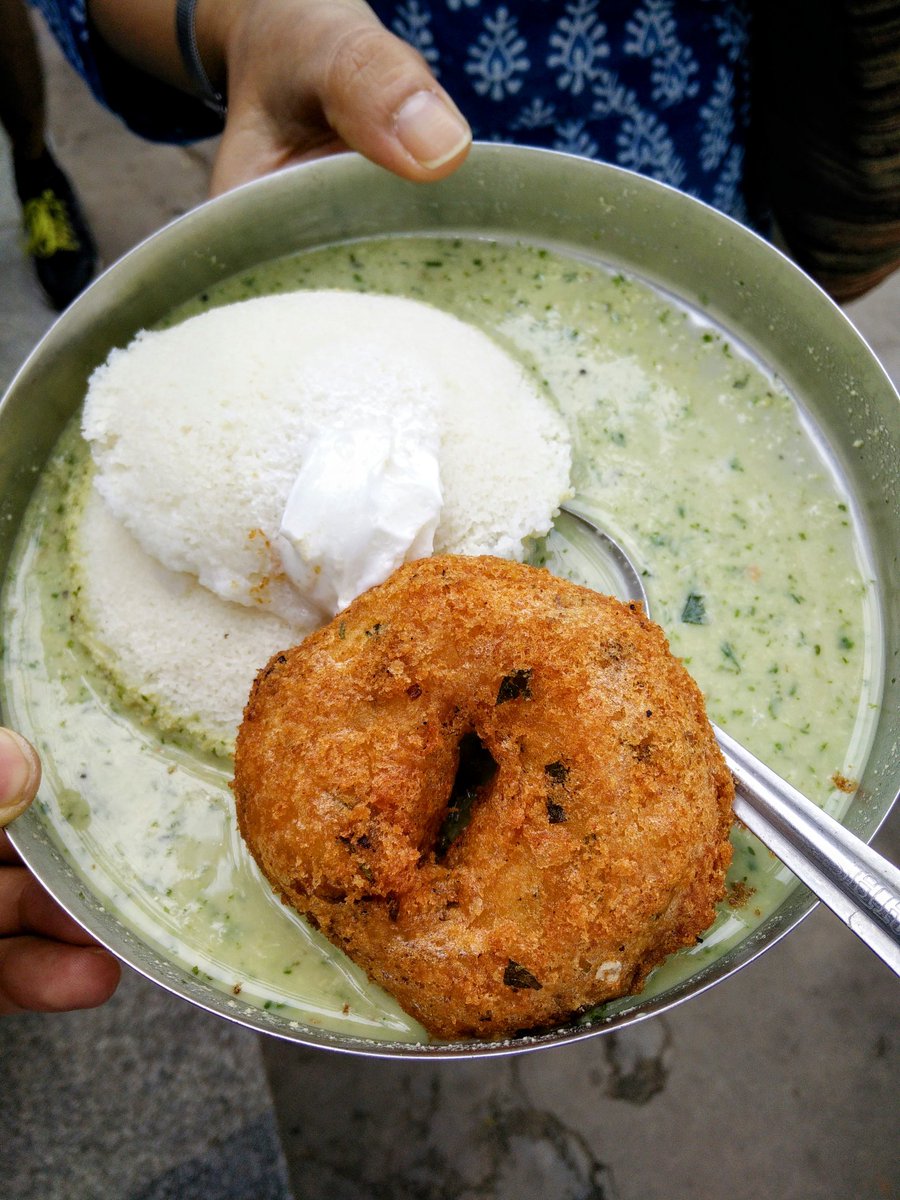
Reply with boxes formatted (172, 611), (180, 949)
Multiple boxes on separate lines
(680, 593), (707, 625)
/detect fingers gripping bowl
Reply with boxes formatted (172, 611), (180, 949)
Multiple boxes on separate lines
(1, 148), (897, 1057)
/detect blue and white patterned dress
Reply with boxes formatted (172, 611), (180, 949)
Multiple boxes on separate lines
(372, 1), (753, 221)
(29, 0), (754, 222)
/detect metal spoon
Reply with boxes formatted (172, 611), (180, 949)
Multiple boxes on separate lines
(556, 499), (900, 976)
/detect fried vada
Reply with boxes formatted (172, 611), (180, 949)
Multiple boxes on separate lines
(234, 556), (734, 1041)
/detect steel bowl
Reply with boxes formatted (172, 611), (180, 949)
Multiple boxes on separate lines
(1, 146), (897, 1058)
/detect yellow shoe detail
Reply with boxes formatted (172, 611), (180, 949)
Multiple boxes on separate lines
(23, 190), (80, 258)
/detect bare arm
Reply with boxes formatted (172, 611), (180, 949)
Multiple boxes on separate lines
(88, 0), (212, 91)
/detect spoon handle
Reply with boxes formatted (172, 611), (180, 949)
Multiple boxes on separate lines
(713, 724), (900, 975)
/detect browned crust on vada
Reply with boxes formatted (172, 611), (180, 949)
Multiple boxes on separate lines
(233, 556), (734, 1041)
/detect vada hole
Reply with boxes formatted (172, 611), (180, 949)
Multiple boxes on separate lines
(435, 731), (498, 859)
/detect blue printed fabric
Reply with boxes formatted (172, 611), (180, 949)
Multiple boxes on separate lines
(29, 0), (753, 221)
(371, 0), (754, 222)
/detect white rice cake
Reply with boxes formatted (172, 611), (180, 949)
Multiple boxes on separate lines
(82, 291), (572, 625)
(70, 482), (299, 756)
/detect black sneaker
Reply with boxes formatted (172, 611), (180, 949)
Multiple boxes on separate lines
(14, 148), (97, 311)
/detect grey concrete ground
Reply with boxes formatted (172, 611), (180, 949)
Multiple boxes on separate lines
(2, 23), (898, 1200)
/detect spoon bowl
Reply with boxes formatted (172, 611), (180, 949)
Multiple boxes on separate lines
(553, 501), (650, 609)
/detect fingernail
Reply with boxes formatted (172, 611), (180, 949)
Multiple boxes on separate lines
(0, 729), (40, 820)
(394, 91), (471, 170)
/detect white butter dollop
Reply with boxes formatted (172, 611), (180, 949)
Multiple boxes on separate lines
(277, 416), (442, 620)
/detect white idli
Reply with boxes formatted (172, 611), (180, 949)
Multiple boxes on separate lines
(71, 482), (299, 756)
(82, 291), (572, 624)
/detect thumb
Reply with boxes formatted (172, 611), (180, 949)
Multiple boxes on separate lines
(317, 22), (472, 178)
(212, 5), (471, 194)
(0, 729), (42, 828)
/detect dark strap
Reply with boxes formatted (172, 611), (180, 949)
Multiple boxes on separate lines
(175, 0), (226, 118)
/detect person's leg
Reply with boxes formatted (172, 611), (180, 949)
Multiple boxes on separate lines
(0, 0), (47, 162)
(0, 0), (96, 310)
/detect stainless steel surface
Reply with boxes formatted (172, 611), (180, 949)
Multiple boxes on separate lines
(1, 145), (897, 1058)
(718, 726), (900, 974)
(562, 502), (900, 975)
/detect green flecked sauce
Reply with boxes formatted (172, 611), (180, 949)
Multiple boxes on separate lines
(1, 237), (880, 1042)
